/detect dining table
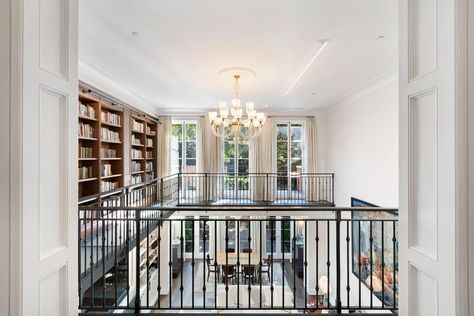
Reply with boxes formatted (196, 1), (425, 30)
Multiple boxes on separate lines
(216, 252), (261, 266)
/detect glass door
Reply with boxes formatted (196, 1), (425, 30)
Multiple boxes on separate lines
(276, 122), (304, 200)
(265, 217), (292, 259)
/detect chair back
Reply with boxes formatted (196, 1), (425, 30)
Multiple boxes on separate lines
(222, 264), (236, 276)
(206, 254), (212, 266)
(242, 265), (255, 276)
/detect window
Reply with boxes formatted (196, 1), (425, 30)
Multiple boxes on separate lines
(224, 220), (251, 252)
(184, 216), (209, 254)
(223, 128), (249, 174)
(266, 219), (277, 253)
(171, 121), (197, 174)
(276, 122), (304, 191)
(223, 127), (250, 192)
(281, 217), (291, 253)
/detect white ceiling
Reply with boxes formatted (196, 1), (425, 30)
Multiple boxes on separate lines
(79, 0), (398, 115)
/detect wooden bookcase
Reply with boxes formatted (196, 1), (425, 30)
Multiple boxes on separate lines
(144, 118), (158, 182)
(78, 83), (159, 203)
(130, 114), (147, 186)
(99, 99), (124, 195)
(78, 91), (100, 199)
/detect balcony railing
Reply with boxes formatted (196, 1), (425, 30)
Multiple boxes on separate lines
(78, 173), (334, 207)
(177, 173), (334, 205)
(78, 205), (398, 315)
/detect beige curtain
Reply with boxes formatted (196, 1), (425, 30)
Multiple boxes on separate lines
(197, 117), (223, 200)
(305, 117), (318, 201)
(157, 117), (171, 177)
(250, 117), (276, 201)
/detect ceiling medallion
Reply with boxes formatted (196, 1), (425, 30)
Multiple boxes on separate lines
(208, 74), (266, 139)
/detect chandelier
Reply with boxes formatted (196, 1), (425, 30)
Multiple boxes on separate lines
(208, 74), (266, 139)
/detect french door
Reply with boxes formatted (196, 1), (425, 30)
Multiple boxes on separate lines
(265, 217), (293, 259)
(184, 217), (210, 257)
(223, 130), (250, 200)
(276, 122), (304, 200)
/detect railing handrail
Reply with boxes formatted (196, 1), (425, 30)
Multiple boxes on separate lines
(78, 172), (335, 204)
(78, 205), (398, 213)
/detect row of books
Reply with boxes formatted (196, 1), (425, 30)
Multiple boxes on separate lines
(101, 148), (117, 158)
(101, 127), (120, 142)
(146, 126), (156, 135)
(78, 166), (93, 180)
(132, 119), (145, 132)
(132, 135), (143, 146)
(131, 149), (143, 159)
(79, 123), (94, 138)
(131, 175), (142, 185)
(145, 172), (155, 182)
(79, 103), (95, 119)
(145, 161), (153, 171)
(146, 151), (153, 159)
(146, 138), (154, 147)
(131, 161), (141, 173)
(79, 146), (93, 158)
(101, 111), (121, 126)
(101, 180), (119, 192)
(101, 164), (112, 177)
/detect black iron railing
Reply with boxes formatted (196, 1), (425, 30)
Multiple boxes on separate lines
(78, 206), (398, 315)
(79, 173), (334, 207)
(177, 173), (334, 205)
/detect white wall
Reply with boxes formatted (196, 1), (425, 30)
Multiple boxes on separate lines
(315, 69), (399, 309)
(316, 69), (399, 208)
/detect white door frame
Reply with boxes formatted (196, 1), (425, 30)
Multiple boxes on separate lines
(399, 0), (469, 315)
(7, 0), (79, 315)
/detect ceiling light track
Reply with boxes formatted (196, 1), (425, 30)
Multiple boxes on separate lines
(284, 40), (328, 97)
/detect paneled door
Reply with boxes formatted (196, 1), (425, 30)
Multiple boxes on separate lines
(12, 0), (79, 315)
(399, 0), (468, 315)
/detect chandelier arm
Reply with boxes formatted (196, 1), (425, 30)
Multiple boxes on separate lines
(211, 124), (222, 137)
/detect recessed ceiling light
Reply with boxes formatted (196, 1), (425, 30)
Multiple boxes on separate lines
(376, 35), (386, 40)
(312, 92), (317, 96)
(131, 31), (140, 37)
(264, 104), (269, 108)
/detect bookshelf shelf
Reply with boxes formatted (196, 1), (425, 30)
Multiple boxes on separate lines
(101, 174), (123, 179)
(78, 177), (98, 183)
(101, 121), (122, 128)
(101, 140), (122, 144)
(79, 158), (97, 161)
(131, 129), (144, 134)
(79, 137), (98, 141)
(101, 157), (122, 161)
(131, 171), (144, 175)
(79, 115), (98, 121)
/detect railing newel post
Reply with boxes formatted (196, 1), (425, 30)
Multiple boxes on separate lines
(134, 209), (141, 313)
(335, 210), (342, 314)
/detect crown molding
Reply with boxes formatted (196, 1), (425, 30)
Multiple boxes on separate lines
(321, 66), (398, 112)
(78, 58), (161, 116)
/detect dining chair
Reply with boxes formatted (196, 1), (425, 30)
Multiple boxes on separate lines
(221, 264), (237, 284)
(259, 254), (272, 279)
(206, 254), (220, 282)
(242, 265), (256, 284)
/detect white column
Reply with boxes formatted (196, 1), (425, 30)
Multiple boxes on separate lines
(7, 0), (79, 315)
(399, 0), (469, 315)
